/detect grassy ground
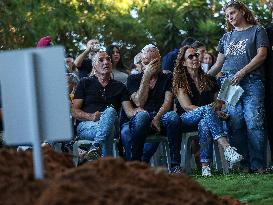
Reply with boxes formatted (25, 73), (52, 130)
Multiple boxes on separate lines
(193, 172), (273, 205)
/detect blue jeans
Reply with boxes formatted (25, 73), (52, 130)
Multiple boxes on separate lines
(221, 73), (266, 170)
(121, 111), (182, 166)
(77, 107), (118, 157)
(180, 105), (224, 163)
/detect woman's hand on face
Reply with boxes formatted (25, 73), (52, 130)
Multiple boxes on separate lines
(231, 70), (246, 85)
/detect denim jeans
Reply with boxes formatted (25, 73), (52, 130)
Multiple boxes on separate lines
(77, 107), (118, 157)
(221, 73), (266, 170)
(121, 111), (182, 166)
(180, 105), (224, 163)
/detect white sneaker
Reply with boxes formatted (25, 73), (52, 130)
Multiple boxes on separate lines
(224, 146), (243, 164)
(202, 166), (212, 177)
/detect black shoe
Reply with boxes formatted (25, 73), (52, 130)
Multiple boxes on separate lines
(85, 144), (102, 161)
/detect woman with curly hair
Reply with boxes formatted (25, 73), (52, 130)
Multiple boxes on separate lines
(173, 45), (242, 176)
(208, 1), (269, 173)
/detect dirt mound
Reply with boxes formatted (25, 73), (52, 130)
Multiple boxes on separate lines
(0, 147), (73, 205)
(0, 148), (243, 205)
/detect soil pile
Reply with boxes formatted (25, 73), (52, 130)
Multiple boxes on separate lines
(0, 147), (73, 205)
(0, 148), (243, 205)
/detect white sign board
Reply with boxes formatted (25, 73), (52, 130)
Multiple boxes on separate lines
(0, 46), (72, 144)
(0, 46), (73, 179)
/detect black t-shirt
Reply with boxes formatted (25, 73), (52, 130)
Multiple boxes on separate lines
(74, 76), (130, 114)
(127, 72), (172, 113)
(77, 58), (93, 79)
(176, 74), (219, 115)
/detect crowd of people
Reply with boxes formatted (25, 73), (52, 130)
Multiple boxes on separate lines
(0, 1), (273, 177)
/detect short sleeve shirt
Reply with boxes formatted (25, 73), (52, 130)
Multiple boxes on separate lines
(127, 72), (172, 113)
(162, 49), (179, 73)
(77, 58), (93, 79)
(74, 76), (130, 114)
(217, 25), (269, 77)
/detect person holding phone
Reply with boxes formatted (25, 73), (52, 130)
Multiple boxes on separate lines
(121, 44), (183, 173)
(74, 39), (100, 79)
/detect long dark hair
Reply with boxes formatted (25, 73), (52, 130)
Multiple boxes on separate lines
(106, 44), (127, 73)
(224, 0), (258, 32)
(172, 46), (215, 96)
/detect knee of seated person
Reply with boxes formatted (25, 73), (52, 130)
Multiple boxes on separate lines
(166, 111), (181, 125)
(134, 111), (150, 122)
(198, 118), (207, 129)
(104, 106), (118, 117)
(204, 105), (216, 114)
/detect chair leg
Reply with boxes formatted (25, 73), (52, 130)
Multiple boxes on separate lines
(214, 141), (229, 174)
(162, 140), (171, 172)
(113, 139), (119, 157)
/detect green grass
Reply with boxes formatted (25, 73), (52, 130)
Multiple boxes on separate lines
(193, 172), (273, 205)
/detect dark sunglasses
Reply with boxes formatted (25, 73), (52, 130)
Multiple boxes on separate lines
(186, 53), (199, 60)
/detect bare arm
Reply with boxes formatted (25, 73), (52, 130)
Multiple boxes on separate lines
(151, 91), (173, 132)
(231, 47), (268, 84)
(74, 49), (91, 68)
(176, 88), (198, 112)
(72, 99), (100, 121)
(131, 59), (159, 107)
(154, 91), (173, 120)
(122, 101), (145, 118)
(208, 53), (225, 76)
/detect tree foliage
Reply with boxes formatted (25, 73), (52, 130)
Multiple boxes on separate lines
(0, 0), (271, 65)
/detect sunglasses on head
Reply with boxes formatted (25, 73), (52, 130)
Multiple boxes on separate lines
(186, 53), (199, 60)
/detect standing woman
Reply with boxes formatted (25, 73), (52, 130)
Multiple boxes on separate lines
(106, 45), (129, 84)
(173, 45), (242, 176)
(208, 1), (269, 172)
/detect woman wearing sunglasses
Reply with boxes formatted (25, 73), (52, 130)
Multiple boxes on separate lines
(208, 1), (269, 173)
(173, 45), (242, 176)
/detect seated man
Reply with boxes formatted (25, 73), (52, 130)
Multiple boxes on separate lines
(72, 51), (140, 160)
(121, 44), (182, 173)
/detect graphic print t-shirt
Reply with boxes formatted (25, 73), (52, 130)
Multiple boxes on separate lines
(217, 25), (269, 77)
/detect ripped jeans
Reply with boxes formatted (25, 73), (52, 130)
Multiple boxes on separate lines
(77, 107), (118, 157)
(180, 105), (224, 163)
(220, 73), (266, 170)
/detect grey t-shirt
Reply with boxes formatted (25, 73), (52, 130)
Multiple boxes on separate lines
(218, 25), (269, 77)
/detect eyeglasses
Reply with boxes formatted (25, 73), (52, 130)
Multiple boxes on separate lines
(186, 53), (199, 60)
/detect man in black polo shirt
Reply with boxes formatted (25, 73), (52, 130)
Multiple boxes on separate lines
(121, 44), (182, 173)
(74, 39), (100, 79)
(72, 51), (140, 158)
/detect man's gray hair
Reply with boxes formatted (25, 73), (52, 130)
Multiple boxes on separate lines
(141, 44), (158, 54)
